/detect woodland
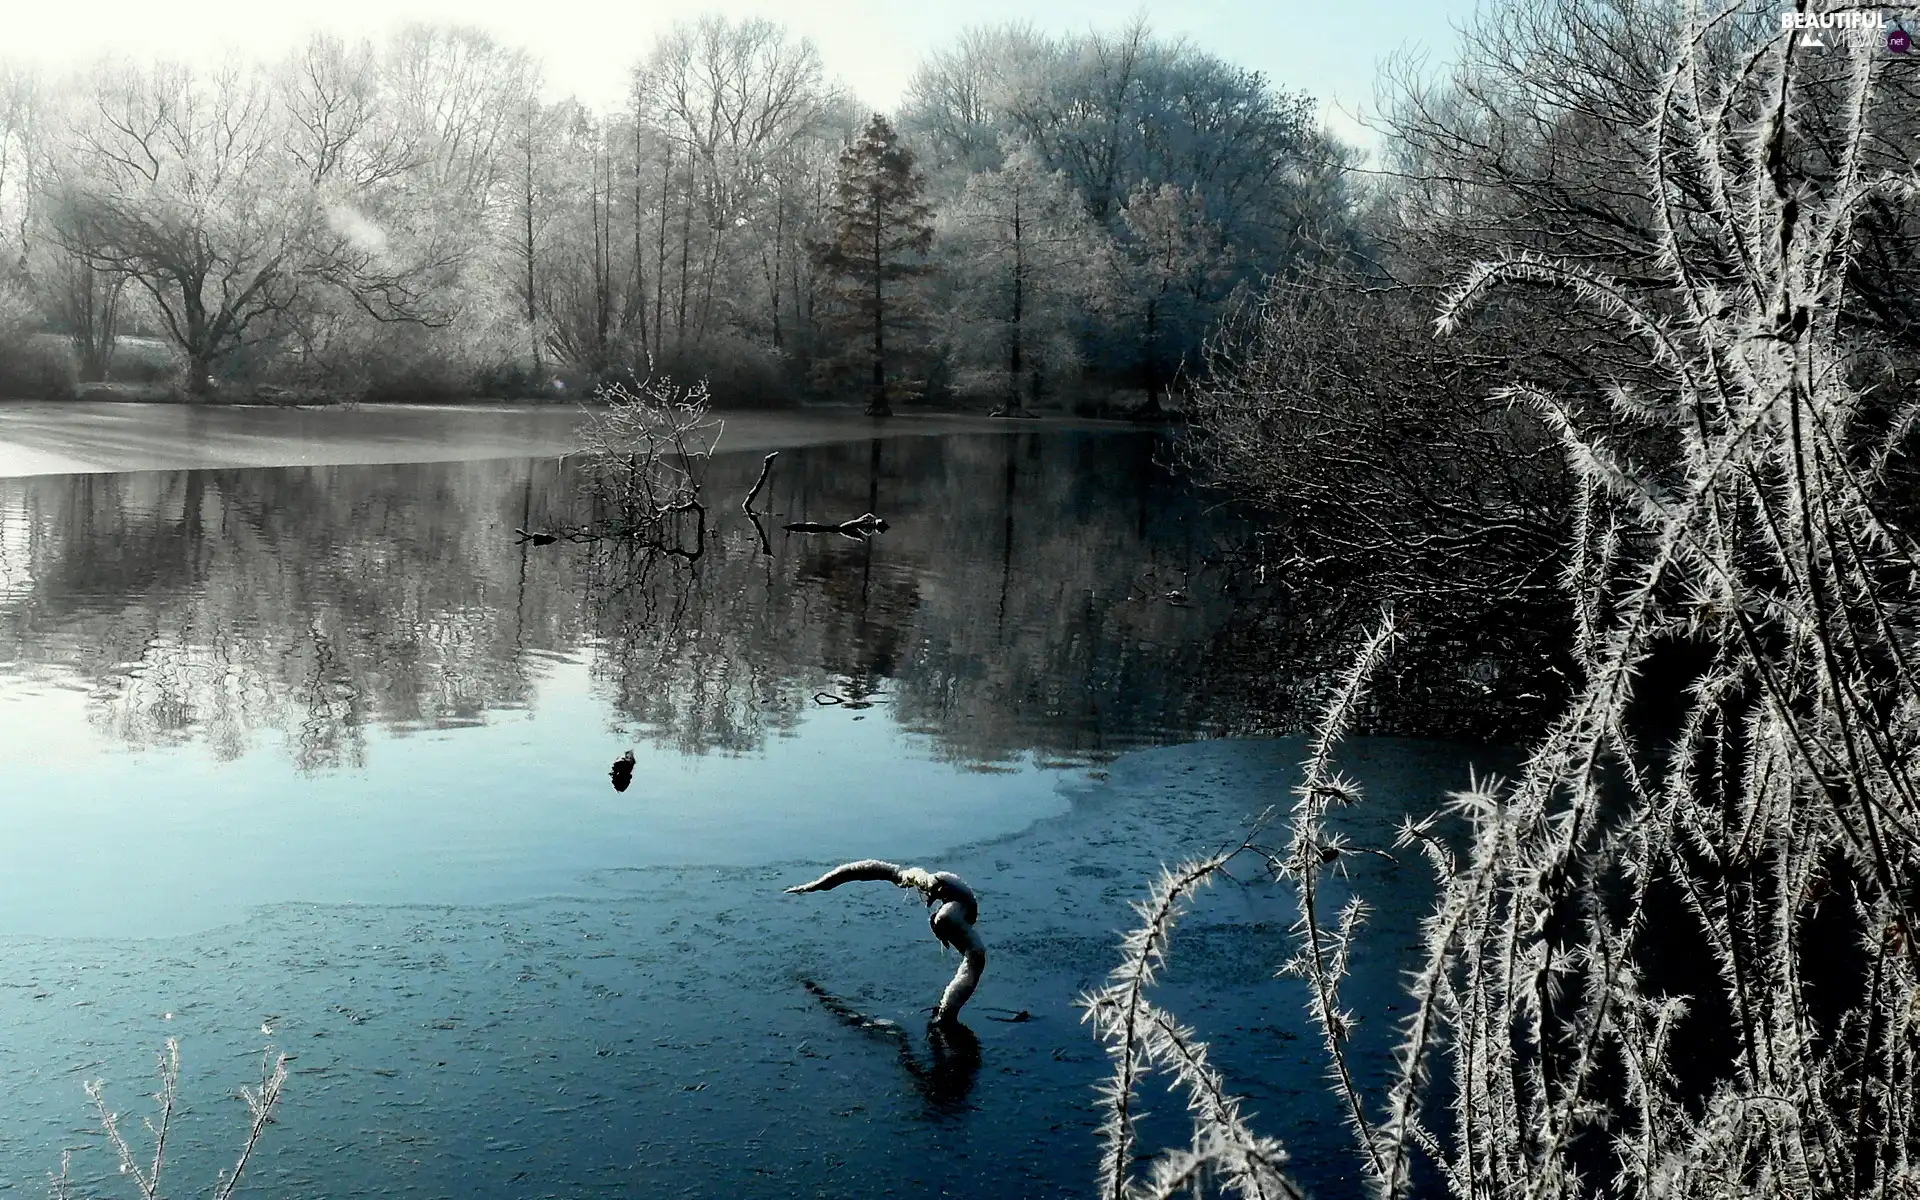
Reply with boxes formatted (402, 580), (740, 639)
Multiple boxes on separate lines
(0, 18), (1349, 412)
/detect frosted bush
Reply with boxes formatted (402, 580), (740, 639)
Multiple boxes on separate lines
(1092, 7), (1920, 1198)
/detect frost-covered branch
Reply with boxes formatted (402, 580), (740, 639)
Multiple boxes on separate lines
(1108, 8), (1920, 1199)
(60, 1039), (289, 1200)
(575, 373), (720, 556)
(785, 860), (987, 1022)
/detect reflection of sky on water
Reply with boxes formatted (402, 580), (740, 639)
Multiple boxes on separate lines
(0, 656), (1071, 937)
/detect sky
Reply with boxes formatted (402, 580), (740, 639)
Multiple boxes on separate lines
(1, 0), (1474, 150)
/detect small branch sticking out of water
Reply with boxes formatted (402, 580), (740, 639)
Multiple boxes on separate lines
(54, 1039), (290, 1200)
(785, 860), (986, 1022)
(743, 451), (778, 514)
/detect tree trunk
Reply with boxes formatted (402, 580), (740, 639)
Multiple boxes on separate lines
(593, 151), (612, 373)
(631, 110), (650, 361)
(868, 190), (889, 417)
(766, 196), (785, 351)
(677, 151), (694, 351)
(187, 349), (217, 401)
(524, 126), (540, 376)
(656, 139), (671, 358)
(1008, 194), (1025, 415)
(70, 265), (124, 384)
(697, 217), (721, 346)
(183, 292), (216, 401)
(1140, 294), (1163, 417)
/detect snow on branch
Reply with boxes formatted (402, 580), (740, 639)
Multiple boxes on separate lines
(785, 860), (987, 1022)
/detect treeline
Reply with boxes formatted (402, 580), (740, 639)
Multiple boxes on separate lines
(1189, 0), (1920, 685)
(0, 18), (1352, 408)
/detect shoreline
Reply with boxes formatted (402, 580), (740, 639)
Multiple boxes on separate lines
(0, 400), (1138, 478)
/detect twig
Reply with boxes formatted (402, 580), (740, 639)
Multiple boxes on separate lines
(743, 451), (778, 514)
(68, 1040), (288, 1200)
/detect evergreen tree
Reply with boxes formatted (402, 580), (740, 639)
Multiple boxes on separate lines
(813, 114), (934, 416)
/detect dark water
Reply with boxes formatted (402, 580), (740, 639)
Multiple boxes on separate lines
(0, 431), (1500, 1198)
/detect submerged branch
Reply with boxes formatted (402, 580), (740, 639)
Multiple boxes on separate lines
(783, 512), (890, 538)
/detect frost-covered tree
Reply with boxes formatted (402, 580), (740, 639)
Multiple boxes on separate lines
(1114, 182), (1233, 410)
(900, 25), (1050, 180)
(0, 62), (41, 271)
(906, 20), (1340, 263)
(940, 143), (1105, 411)
(813, 113), (935, 416)
(49, 61), (318, 395)
(900, 19), (1351, 401)
(634, 17), (837, 353)
(535, 102), (628, 374)
(46, 50), (469, 397)
(0, 62), (52, 374)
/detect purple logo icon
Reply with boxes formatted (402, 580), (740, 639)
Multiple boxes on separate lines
(1891, 26), (1912, 52)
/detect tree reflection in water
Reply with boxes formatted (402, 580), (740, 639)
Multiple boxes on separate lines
(0, 432), (1259, 772)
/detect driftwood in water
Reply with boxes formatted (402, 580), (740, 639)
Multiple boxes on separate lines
(785, 860), (986, 1022)
(782, 512), (889, 538)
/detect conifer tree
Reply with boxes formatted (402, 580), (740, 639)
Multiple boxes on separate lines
(814, 114), (934, 416)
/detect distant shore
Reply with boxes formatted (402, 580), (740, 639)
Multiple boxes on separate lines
(0, 401), (1130, 478)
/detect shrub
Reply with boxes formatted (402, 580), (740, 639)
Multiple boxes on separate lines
(0, 333), (78, 400)
(1097, 11), (1920, 1200)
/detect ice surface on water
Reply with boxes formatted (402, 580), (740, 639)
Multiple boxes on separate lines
(1, 738), (1496, 1200)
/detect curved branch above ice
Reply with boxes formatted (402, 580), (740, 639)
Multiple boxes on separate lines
(785, 860), (987, 1022)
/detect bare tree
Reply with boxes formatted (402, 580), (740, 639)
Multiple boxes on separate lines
(634, 17), (836, 351)
(1114, 182), (1232, 411)
(0, 61), (43, 270)
(900, 24), (1049, 178)
(49, 58), (444, 397)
